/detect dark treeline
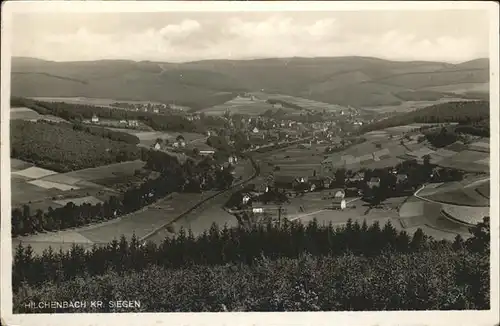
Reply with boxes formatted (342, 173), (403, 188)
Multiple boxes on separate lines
(12, 96), (233, 134)
(455, 119), (489, 137)
(13, 217), (490, 312)
(359, 101), (489, 133)
(424, 127), (461, 148)
(11, 120), (141, 172)
(12, 149), (234, 237)
(72, 122), (140, 144)
(11, 97), (200, 133)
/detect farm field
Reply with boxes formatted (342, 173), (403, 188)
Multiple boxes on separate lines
(259, 144), (327, 177)
(252, 92), (346, 113)
(10, 107), (42, 120)
(399, 196), (478, 238)
(258, 193), (407, 231)
(200, 95), (281, 116)
(13, 191), (218, 255)
(11, 158), (34, 171)
(62, 160), (146, 185)
(10, 159), (146, 212)
(106, 128), (205, 147)
(362, 98), (477, 113)
(417, 177), (490, 205)
(381, 123), (452, 135)
(29, 96), (164, 107)
(79, 191), (218, 243)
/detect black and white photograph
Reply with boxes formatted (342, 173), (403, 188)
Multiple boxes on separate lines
(1, 2), (499, 326)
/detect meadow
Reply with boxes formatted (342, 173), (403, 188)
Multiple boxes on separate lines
(29, 96), (164, 108)
(10, 107), (42, 120)
(253, 92), (346, 113)
(10, 158), (145, 215)
(201, 95), (279, 116)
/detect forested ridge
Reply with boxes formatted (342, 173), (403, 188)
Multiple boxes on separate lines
(13, 217), (490, 312)
(11, 120), (141, 172)
(11, 97), (226, 133)
(360, 101), (489, 133)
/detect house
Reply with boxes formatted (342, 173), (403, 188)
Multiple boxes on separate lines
(273, 103), (283, 109)
(228, 155), (238, 164)
(273, 175), (307, 190)
(330, 188), (346, 199)
(128, 120), (139, 127)
(154, 142), (162, 150)
(189, 142), (216, 156)
(199, 149), (215, 156)
(332, 198), (347, 210)
(308, 176), (333, 190)
(367, 177), (381, 188)
(252, 127), (259, 133)
(119, 120), (127, 124)
(348, 172), (365, 183)
(242, 193), (252, 205)
(396, 174), (408, 184)
(153, 108), (159, 113)
(91, 114), (99, 123)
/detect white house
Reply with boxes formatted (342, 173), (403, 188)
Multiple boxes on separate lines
(154, 142), (161, 150)
(331, 188), (346, 199)
(252, 127), (259, 133)
(228, 155), (238, 164)
(332, 198), (347, 210)
(128, 120), (139, 127)
(153, 108), (159, 113)
(91, 114), (99, 123)
(200, 149), (215, 156)
(242, 193), (252, 205)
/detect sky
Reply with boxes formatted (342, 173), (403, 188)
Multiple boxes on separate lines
(11, 10), (490, 63)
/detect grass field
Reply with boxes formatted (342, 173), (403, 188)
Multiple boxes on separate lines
(417, 177), (490, 207)
(362, 98), (478, 113)
(253, 92), (346, 113)
(437, 150), (489, 173)
(261, 193), (406, 233)
(10, 107), (42, 120)
(10, 159), (34, 172)
(106, 128), (205, 147)
(201, 95), (280, 116)
(29, 97), (164, 107)
(12, 166), (58, 179)
(11, 159), (144, 213)
(398, 197), (471, 239)
(62, 160), (146, 184)
(260, 145), (327, 176)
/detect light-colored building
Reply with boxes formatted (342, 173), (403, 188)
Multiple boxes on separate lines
(91, 114), (99, 123)
(128, 120), (139, 127)
(332, 198), (347, 210)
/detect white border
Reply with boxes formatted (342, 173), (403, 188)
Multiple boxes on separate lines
(1, 2), (499, 326)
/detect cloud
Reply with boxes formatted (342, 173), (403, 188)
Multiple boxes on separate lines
(13, 15), (488, 63)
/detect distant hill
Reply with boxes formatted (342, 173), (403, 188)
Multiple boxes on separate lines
(359, 100), (490, 133)
(11, 56), (489, 110)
